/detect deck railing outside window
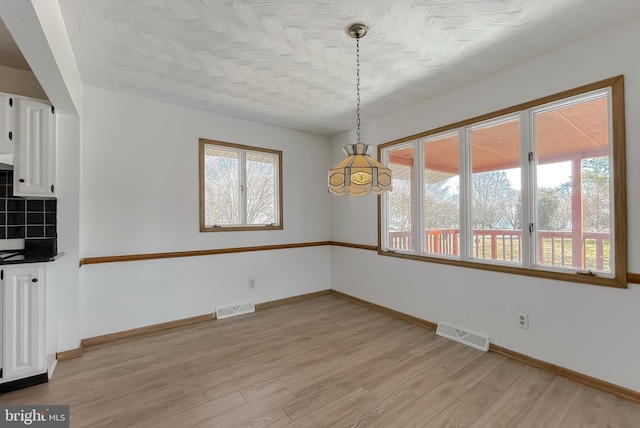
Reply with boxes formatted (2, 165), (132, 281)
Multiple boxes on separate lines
(388, 230), (609, 271)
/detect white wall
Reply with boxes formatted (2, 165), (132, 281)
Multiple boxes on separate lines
(330, 17), (640, 392)
(80, 86), (332, 337)
(82, 86), (330, 255)
(56, 113), (81, 351)
(81, 247), (330, 338)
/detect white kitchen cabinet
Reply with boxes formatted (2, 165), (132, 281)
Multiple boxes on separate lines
(0, 93), (16, 155)
(13, 97), (56, 197)
(1, 265), (46, 383)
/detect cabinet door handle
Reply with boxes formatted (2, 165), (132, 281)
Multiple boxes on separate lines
(18, 179), (25, 183)
(8, 131), (12, 140)
(32, 278), (38, 283)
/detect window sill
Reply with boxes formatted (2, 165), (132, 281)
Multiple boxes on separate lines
(200, 224), (283, 232)
(378, 250), (626, 289)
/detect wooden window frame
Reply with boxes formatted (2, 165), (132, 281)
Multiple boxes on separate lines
(199, 138), (283, 232)
(378, 76), (627, 288)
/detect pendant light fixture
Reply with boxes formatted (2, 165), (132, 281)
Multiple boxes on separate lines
(328, 23), (391, 196)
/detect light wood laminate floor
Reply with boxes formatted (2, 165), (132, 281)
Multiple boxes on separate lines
(1, 295), (638, 427)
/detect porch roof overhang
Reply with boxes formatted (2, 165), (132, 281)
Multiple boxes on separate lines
(389, 97), (608, 181)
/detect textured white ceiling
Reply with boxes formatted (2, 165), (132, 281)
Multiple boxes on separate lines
(58, 0), (640, 136)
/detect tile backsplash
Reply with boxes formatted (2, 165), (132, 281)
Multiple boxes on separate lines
(0, 171), (56, 239)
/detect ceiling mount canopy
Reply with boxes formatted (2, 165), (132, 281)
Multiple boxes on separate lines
(328, 23), (391, 197)
(348, 22), (368, 39)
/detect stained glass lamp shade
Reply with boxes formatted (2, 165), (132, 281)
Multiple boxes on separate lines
(328, 143), (391, 196)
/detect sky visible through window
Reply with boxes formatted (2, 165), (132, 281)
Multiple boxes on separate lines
(504, 162), (571, 191)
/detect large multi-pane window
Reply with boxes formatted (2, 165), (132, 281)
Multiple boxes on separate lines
(380, 77), (627, 288)
(199, 139), (282, 232)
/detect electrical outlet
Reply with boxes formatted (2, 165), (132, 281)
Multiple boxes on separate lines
(516, 312), (529, 329)
(249, 278), (255, 289)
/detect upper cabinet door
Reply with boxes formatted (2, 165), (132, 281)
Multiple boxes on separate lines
(14, 98), (55, 197)
(0, 93), (15, 153)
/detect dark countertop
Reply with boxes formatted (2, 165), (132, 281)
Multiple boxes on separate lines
(0, 252), (63, 265)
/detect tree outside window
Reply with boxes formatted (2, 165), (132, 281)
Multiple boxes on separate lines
(199, 139), (282, 232)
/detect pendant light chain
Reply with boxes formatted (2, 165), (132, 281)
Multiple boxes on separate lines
(328, 22), (391, 196)
(356, 36), (361, 145)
